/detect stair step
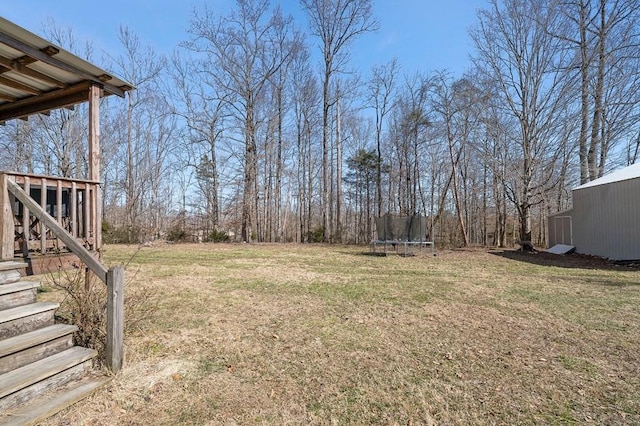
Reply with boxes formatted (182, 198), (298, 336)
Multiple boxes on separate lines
(0, 374), (110, 426)
(0, 346), (97, 411)
(0, 302), (59, 340)
(0, 281), (40, 297)
(0, 270), (22, 286)
(0, 324), (78, 375)
(0, 262), (27, 273)
(0, 281), (40, 311)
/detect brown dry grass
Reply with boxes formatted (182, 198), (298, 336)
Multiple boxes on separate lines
(39, 244), (640, 425)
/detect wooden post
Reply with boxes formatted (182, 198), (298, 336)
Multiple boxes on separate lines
(96, 184), (102, 257)
(23, 176), (30, 244)
(0, 174), (15, 260)
(56, 180), (62, 250)
(88, 84), (101, 183)
(83, 185), (92, 291)
(89, 85), (103, 258)
(83, 187), (90, 244)
(40, 178), (47, 254)
(21, 177), (32, 272)
(106, 265), (124, 373)
(71, 182), (77, 237)
(91, 185), (98, 252)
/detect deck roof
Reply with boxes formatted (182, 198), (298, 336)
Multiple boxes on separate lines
(0, 17), (133, 123)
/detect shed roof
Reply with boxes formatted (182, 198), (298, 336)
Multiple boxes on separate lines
(0, 17), (133, 123)
(574, 162), (640, 190)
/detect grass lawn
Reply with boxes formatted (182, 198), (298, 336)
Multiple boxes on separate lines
(41, 243), (640, 425)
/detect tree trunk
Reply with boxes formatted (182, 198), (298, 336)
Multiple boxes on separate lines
(335, 87), (343, 243)
(276, 86), (283, 242)
(209, 125), (219, 231)
(126, 92), (135, 243)
(588, 0), (607, 181)
(242, 102), (256, 243)
(322, 61), (331, 242)
(578, 0), (591, 184)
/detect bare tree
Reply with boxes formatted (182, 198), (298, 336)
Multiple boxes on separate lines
(300, 0), (378, 242)
(366, 58), (399, 217)
(0, 121), (35, 173)
(471, 0), (574, 248)
(559, 0), (640, 182)
(429, 73), (487, 246)
(290, 44), (320, 242)
(24, 20), (95, 179)
(187, 0), (295, 242)
(110, 26), (165, 242)
(389, 73), (431, 217)
(167, 49), (228, 237)
(265, 18), (301, 242)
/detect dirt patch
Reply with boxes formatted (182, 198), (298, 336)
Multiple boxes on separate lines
(491, 248), (640, 271)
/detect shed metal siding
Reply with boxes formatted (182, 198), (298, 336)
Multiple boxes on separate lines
(572, 177), (640, 260)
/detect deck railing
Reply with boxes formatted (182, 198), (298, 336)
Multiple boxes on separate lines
(0, 172), (101, 260)
(0, 171), (123, 372)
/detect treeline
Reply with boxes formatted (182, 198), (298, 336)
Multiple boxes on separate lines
(2, 0), (640, 247)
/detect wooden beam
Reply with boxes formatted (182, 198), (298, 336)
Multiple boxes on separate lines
(0, 75), (42, 95)
(0, 81), (90, 122)
(41, 45), (60, 56)
(0, 32), (125, 97)
(6, 171), (99, 185)
(6, 179), (107, 282)
(16, 55), (37, 65)
(0, 92), (17, 102)
(0, 55), (66, 88)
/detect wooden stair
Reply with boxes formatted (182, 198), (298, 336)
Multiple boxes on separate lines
(0, 261), (109, 425)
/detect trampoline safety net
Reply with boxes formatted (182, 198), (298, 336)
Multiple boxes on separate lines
(371, 215), (435, 256)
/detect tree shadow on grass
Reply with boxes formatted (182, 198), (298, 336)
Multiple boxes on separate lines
(489, 249), (640, 272)
(354, 250), (437, 258)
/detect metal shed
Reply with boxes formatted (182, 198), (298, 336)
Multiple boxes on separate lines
(548, 209), (573, 247)
(548, 162), (640, 260)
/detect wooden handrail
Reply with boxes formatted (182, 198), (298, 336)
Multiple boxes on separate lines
(7, 178), (107, 282)
(1, 170), (100, 185)
(6, 176), (124, 372)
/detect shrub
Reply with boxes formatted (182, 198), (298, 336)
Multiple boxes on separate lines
(308, 227), (325, 243)
(45, 263), (155, 367)
(103, 221), (142, 244)
(207, 229), (230, 243)
(166, 226), (189, 242)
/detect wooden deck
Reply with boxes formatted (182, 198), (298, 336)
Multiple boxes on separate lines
(0, 173), (101, 269)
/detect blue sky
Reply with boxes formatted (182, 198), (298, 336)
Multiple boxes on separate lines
(1, 0), (487, 77)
